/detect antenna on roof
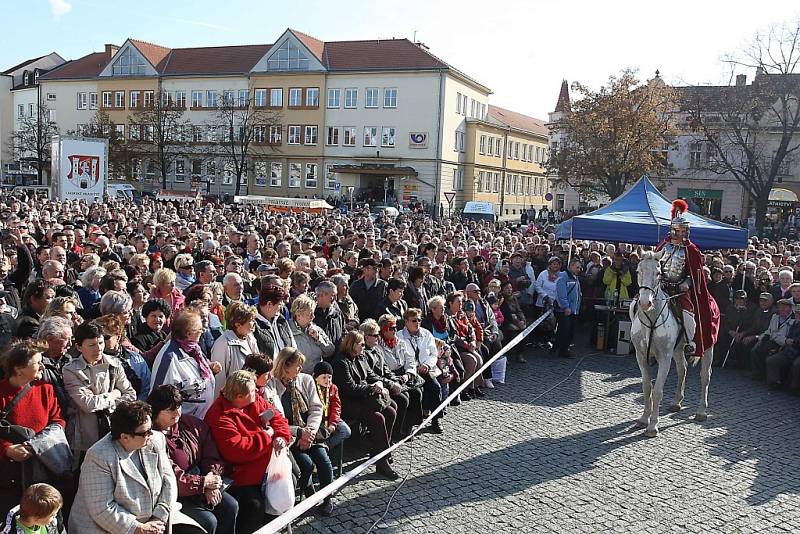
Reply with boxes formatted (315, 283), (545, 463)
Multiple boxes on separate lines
(413, 29), (417, 43)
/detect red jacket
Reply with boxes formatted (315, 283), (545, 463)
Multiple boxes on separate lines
(204, 394), (291, 487)
(329, 383), (342, 426)
(0, 380), (65, 461)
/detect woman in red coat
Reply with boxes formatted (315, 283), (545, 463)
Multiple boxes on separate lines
(204, 369), (290, 534)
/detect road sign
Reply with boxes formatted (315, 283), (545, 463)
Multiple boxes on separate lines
(444, 191), (456, 204)
(335, 183), (341, 191)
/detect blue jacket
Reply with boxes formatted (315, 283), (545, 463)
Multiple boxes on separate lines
(556, 271), (582, 314)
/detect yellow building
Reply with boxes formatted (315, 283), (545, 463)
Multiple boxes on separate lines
(463, 105), (549, 220)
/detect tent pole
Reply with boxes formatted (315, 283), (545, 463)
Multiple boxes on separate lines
(566, 226), (574, 266)
(741, 247), (748, 291)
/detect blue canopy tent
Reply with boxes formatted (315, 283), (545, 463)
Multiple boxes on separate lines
(555, 176), (749, 250)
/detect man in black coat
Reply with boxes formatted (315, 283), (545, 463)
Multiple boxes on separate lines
(313, 280), (346, 348)
(373, 277), (408, 323)
(349, 259), (387, 322)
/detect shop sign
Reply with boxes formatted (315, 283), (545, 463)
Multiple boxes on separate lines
(677, 188), (722, 200)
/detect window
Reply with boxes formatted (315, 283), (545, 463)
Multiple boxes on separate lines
(22, 72), (29, 86)
(207, 161), (216, 183)
(514, 142), (520, 160)
(381, 127), (396, 148)
(174, 91), (186, 108)
(28, 103), (35, 117)
(46, 93), (56, 101)
(115, 91), (125, 108)
(493, 172), (499, 192)
(102, 91), (112, 108)
(254, 125), (266, 144)
(327, 88), (340, 108)
(270, 88), (283, 107)
(192, 126), (203, 143)
(191, 91), (203, 108)
(304, 125), (318, 145)
(495, 138), (502, 157)
(255, 89), (267, 107)
(112, 47), (147, 75)
(145, 125), (155, 142)
(777, 153), (792, 176)
(129, 124), (140, 141)
(505, 174), (511, 194)
(146, 160), (156, 181)
(222, 162), (234, 185)
(17, 104), (23, 118)
(305, 163), (318, 188)
(129, 91), (140, 109)
(326, 126), (339, 146)
(270, 162), (282, 186)
(306, 88), (319, 107)
(206, 91), (218, 108)
(255, 161), (268, 186)
(512, 175), (518, 195)
(206, 126), (218, 143)
(453, 168), (463, 191)
(365, 88), (379, 108)
(143, 91), (153, 108)
(453, 131), (465, 152)
(344, 88), (357, 108)
(77, 92), (87, 110)
(289, 162), (301, 187)
(175, 160), (185, 183)
(456, 92), (462, 114)
(487, 137), (493, 156)
(343, 127), (356, 146)
(690, 142), (703, 169)
(288, 125), (301, 145)
(364, 127), (378, 147)
(476, 171), (484, 192)
(90, 92), (98, 109)
(161, 91), (170, 107)
(222, 90), (235, 106)
(325, 164), (336, 189)
(191, 160), (202, 181)
(266, 39), (311, 71)
(384, 88), (397, 108)
(289, 88), (302, 107)
(479, 135), (486, 155)
(269, 125), (282, 144)
(470, 99), (476, 118)
(238, 89), (249, 107)
(115, 124), (125, 138)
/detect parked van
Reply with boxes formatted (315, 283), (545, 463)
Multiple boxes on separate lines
(462, 201), (497, 223)
(107, 183), (135, 200)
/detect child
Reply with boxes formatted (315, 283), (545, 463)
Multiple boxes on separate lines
(243, 352), (274, 401)
(2, 483), (64, 534)
(313, 361), (350, 449)
(487, 294), (505, 327)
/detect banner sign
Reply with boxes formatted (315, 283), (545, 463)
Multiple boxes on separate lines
(52, 137), (108, 202)
(409, 132), (428, 149)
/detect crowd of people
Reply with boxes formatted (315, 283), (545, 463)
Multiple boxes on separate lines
(0, 191), (793, 534)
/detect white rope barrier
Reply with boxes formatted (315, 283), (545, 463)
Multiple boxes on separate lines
(255, 309), (554, 534)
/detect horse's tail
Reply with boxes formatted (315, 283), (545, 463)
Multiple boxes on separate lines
(687, 355), (701, 368)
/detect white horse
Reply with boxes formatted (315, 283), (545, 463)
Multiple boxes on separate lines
(629, 250), (713, 437)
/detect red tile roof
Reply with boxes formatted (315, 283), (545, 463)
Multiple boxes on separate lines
(290, 29), (324, 62)
(159, 44), (271, 75)
(488, 105), (548, 136)
(129, 39), (171, 69)
(323, 39), (448, 71)
(40, 51), (113, 80)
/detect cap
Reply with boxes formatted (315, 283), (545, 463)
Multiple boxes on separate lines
(313, 361), (334, 378)
(759, 292), (772, 300)
(465, 283), (480, 293)
(463, 300), (476, 312)
(359, 258), (377, 268)
(777, 298), (793, 307)
(734, 290), (748, 299)
(257, 264), (275, 273)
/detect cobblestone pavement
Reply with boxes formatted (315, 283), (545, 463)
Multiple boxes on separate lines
(291, 341), (800, 533)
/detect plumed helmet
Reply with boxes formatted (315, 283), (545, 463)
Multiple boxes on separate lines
(670, 199), (690, 237)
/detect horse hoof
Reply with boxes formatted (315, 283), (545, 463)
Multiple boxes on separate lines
(633, 419), (647, 429)
(668, 404), (682, 413)
(694, 413), (708, 422)
(645, 429), (659, 438)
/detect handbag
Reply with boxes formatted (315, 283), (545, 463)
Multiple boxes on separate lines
(0, 384), (35, 444)
(95, 409), (112, 438)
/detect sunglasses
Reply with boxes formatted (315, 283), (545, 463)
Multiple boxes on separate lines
(131, 428), (153, 438)
(408, 318), (421, 323)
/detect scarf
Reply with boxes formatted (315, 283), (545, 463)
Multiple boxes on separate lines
(430, 313), (448, 334)
(380, 324), (398, 349)
(316, 383), (330, 423)
(177, 338), (212, 381)
(288, 378), (308, 428)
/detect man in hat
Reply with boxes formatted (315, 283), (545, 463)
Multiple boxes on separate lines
(349, 258), (387, 322)
(750, 298), (795, 379)
(719, 289), (754, 366)
(656, 199), (720, 357)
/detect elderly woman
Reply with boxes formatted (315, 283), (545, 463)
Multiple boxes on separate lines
(253, 284), (294, 357)
(36, 316), (73, 410)
(211, 302), (259, 396)
(290, 294), (335, 374)
(126, 280), (148, 335)
(0, 341), (68, 521)
(63, 322), (136, 458)
(174, 254), (196, 293)
(445, 291), (486, 399)
(94, 314), (151, 401)
(151, 309), (216, 418)
(362, 316), (420, 439)
(98, 289), (135, 338)
(148, 384), (239, 534)
(151, 268), (185, 316)
(264, 347), (334, 516)
(69, 401), (176, 534)
(332, 331), (398, 480)
(42, 295), (83, 327)
(131, 298), (170, 360)
(204, 370), (290, 534)
(77, 266), (105, 315)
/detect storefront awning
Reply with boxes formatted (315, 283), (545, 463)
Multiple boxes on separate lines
(233, 195), (333, 211)
(330, 165), (418, 177)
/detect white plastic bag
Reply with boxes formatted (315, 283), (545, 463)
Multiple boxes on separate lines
(491, 356), (507, 384)
(263, 447), (295, 514)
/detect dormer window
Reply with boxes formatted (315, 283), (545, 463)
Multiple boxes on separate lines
(34, 71), (39, 84)
(111, 47), (147, 76)
(266, 40), (310, 71)
(22, 71), (29, 85)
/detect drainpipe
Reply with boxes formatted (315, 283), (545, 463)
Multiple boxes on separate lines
(433, 70), (444, 219)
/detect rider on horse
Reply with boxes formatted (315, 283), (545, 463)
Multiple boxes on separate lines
(656, 199), (720, 358)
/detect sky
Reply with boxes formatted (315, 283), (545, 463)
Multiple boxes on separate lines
(1, 0), (798, 119)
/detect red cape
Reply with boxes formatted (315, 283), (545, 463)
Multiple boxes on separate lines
(656, 238), (720, 357)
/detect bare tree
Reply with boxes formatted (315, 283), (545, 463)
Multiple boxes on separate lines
(68, 111), (143, 185)
(10, 100), (59, 185)
(206, 92), (282, 196)
(129, 90), (189, 190)
(547, 69), (678, 200)
(686, 20), (800, 234)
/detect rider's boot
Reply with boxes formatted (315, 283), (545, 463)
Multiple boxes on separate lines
(682, 309), (697, 357)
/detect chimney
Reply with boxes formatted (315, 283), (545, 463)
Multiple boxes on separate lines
(104, 44), (119, 57)
(736, 74), (747, 86)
